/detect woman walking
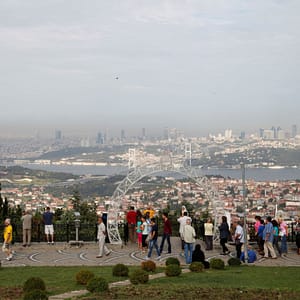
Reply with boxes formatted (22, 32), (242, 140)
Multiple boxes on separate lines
(219, 216), (230, 255)
(204, 217), (214, 250)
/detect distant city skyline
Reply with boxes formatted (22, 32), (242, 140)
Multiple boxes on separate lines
(1, 1), (299, 138)
(0, 123), (298, 140)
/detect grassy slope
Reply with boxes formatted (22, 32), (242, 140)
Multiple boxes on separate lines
(0, 266), (299, 299)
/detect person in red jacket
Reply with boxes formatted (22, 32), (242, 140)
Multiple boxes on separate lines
(159, 212), (172, 254)
(126, 206), (137, 243)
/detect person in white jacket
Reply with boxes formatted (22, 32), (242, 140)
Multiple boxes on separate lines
(182, 219), (196, 264)
(96, 216), (111, 258)
(177, 211), (191, 250)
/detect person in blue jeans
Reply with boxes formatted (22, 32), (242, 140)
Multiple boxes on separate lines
(159, 212), (172, 254)
(146, 218), (161, 260)
(278, 218), (288, 256)
(182, 218), (196, 264)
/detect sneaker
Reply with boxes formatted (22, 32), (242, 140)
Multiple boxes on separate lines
(96, 255), (102, 258)
(156, 256), (161, 260)
(6, 256), (12, 261)
(106, 251), (111, 256)
(144, 256), (150, 260)
(47, 242), (50, 245)
(51, 242), (54, 245)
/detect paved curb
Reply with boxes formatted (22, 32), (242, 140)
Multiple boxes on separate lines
(49, 290), (88, 300)
(49, 267), (191, 299)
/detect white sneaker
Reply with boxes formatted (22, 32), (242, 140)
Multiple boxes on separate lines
(156, 256), (161, 260)
(6, 256), (12, 261)
(144, 256), (150, 260)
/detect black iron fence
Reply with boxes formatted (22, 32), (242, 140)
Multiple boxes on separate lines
(0, 219), (297, 244)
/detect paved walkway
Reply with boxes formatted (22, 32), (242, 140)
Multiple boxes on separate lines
(1, 238), (299, 299)
(1, 238), (299, 267)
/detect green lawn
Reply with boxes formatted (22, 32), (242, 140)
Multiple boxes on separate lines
(0, 265), (299, 299)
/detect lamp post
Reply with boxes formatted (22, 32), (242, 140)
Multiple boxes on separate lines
(74, 212), (81, 242)
(241, 163), (248, 263)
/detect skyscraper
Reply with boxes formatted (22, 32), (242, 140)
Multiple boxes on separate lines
(121, 129), (125, 141)
(96, 131), (103, 144)
(55, 129), (62, 140)
(142, 128), (146, 140)
(292, 124), (297, 138)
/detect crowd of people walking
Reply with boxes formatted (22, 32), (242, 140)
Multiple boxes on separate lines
(2, 204), (300, 265)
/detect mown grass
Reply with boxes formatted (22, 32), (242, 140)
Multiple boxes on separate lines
(0, 265), (299, 299)
(0, 266), (141, 295)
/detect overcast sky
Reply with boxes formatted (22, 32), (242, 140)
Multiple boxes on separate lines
(0, 0), (299, 138)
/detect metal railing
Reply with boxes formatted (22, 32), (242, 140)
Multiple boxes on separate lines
(0, 220), (297, 244)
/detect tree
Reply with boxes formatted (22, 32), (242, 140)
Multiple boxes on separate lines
(236, 205), (244, 213)
(179, 200), (195, 216)
(0, 183), (3, 222)
(65, 190), (97, 224)
(3, 197), (9, 219)
(71, 190), (81, 211)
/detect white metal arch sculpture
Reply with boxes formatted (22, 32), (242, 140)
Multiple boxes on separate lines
(106, 163), (225, 245)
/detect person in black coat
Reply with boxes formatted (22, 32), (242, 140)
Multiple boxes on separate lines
(192, 243), (210, 269)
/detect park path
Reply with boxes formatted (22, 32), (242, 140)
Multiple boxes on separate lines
(1, 238), (299, 268)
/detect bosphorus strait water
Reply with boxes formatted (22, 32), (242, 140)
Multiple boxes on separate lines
(19, 164), (300, 181)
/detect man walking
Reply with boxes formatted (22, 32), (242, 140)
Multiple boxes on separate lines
(21, 210), (32, 247)
(234, 220), (245, 260)
(263, 216), (277, 259)
(2, 218), (13, 261)
(126, 206), (137, 243)
(160, 212), (172, 254)
(146, 217), (161, 260)
(96, 216), (111, 258)
(43, 207), (54, 245)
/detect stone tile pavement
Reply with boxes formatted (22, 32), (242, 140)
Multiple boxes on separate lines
(1, 237), (299, 267)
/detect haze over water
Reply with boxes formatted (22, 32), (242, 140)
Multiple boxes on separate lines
(17, 163), (300, 182)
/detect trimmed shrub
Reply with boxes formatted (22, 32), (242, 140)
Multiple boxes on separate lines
(165, 264), (182, 277)
(23, 289), (48, 300)
(129, 269), (149, 285)
(189, 261), (204, 273)
(75, 269), (95, 285)
(86, 277), (109, 293)
(165, 257), (180, 266)
(141, 260), (156, 272)
(228, 257), (242, 266)
(112, 263), (129, 277)
(23, 277), (46, 293)
(210, 258), (225, 270)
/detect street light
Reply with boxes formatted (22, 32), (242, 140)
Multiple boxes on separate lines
(74, 212), (80, 242)
(241, 163), (248, 263)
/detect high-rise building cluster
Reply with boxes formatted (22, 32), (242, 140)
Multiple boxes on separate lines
(259, 125), (297, 140)
(51, 124), (298, 146)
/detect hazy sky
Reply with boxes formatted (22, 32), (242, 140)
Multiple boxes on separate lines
(0, 0), (299, 138)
